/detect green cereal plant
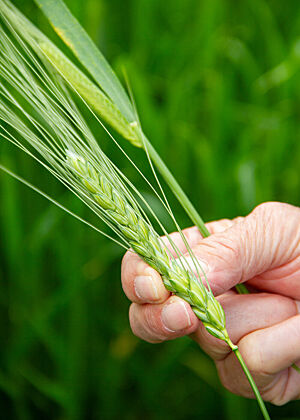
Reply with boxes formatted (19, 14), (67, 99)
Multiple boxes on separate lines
(66, 150), (229, 341)
(0, 1), (269, 418)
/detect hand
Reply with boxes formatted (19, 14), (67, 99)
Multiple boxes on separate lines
(121, 202), (300, 405)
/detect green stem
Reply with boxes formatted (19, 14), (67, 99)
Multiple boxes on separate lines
(143, 137), (210, 237)
(292, 363), (300, 373)
(235, 284), (250, 294)
(227, 339), (270, 420)
(143, 136), (249, 295)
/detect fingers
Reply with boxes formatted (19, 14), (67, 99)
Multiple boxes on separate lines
(160, 219), (236, 256)
(218, 314), (300, 404)
(121, 220), (236, 305)
(205, 218), (237, 233)
(275, 365), (300, 404)
(129, 287), (299, 357)
(161, 226), (203, 256)
(248, 254), (300, 299)
(121, 251), (170, 304)
(121, 226), (205, 304)
(191, 292), (299, 361)
(129, 295), (199, 343)
(121, 202), (300, 405)
(238, 314), (300, 376)
(128, 287), (300, 405)
(123, 202), (300, 304)
(188, 291), (300, 405)
(185, 202), (300, 295)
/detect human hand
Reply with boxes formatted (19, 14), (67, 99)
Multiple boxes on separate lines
(121, 202), (300, 405)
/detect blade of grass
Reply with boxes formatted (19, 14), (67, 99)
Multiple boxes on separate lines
(34, 0), (135, 123)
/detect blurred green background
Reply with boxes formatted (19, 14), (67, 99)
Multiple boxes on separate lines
(0, 0), (300, 418)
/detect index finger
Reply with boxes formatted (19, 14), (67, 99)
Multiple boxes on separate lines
(121, 227), (203, 305)
(121, 220), (237, 305)
(121, 250), (170, 304)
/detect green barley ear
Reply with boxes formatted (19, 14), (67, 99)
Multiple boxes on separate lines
(66, 150), (230, 342)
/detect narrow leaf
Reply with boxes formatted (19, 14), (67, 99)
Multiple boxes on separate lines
(34, 0), (135, 123)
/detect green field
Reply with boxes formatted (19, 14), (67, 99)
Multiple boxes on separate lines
(0, 0), (299, 418)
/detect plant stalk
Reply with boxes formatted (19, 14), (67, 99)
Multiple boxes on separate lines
(143, 137), (210, 237)
(143, 137), (249, 294)
(291, 363), (300, 373)
(227, 339), (270, 420)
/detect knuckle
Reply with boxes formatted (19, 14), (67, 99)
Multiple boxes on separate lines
(253, 202), (300, 231)
(252, 201), (291, 217)
(215, 218), (233, 228)
(215, 235), (241, 266)
(205, 219), (233, 235)
(232, 216), (244, 224)
(161, 230), (179, 242)
(253, 201), (277, 214)
(183, 226), (202, 243)
(195, 233), (241, 267)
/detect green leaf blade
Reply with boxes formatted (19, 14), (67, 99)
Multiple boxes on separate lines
(34, 0), (135, 123)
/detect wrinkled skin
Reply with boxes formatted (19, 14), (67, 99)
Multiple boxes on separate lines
(121, 202), (300, 405)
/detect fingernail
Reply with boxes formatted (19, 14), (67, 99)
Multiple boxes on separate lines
(161, 299), (191, 332)
(134, 276), (159, 301)
(177, 256), (210, 276)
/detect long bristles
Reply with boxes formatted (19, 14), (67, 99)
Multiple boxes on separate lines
(0, 0), (229, 342)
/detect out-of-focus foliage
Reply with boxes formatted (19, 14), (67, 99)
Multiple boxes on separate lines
(0, 0), (299, 418)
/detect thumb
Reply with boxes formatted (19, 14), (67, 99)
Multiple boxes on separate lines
(185, 202), (300, 296)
